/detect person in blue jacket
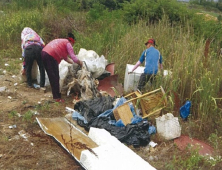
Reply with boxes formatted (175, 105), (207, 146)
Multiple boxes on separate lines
(129, 38), (163, 91)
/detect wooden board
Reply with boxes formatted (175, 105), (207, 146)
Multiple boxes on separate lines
(113, 104), (133, 125)
(36, 117), (98, 162)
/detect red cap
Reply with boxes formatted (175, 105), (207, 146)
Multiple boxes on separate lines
(145, 38), (156, 46)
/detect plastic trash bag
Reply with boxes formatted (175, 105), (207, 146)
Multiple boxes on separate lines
(180, 100), (191, 120)
(77, 48), (106, 78)
(148, 125), (156, 135)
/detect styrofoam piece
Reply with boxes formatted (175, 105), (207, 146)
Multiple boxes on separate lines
(88, 127), (120, 146)
(124, 64), (145, 92)
(81, 127), (156, 170)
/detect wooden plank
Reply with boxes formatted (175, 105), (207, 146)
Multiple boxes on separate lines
(113, 104), (133, 125)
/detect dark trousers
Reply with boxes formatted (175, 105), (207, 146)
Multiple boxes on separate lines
(41, 51), (61, 99)
(24, 44), (45, 87)
(137, 73), (156, 91)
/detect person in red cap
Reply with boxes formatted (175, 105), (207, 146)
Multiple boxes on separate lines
(41, 33), (83, 103)
(129, 38), (163, 91)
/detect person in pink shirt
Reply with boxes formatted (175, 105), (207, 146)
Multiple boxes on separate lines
(41, 33), (82, 103)
(21, 27), (45, 88)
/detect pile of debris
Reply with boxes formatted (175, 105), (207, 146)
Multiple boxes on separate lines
(60, 61), (101, 101)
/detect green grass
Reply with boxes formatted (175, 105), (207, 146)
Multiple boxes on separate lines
(22, 110), (34, 122)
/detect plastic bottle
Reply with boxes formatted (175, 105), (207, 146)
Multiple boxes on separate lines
(33, 84), (40, 89)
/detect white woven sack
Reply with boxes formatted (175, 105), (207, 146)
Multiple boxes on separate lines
(155, 113), (181, 140)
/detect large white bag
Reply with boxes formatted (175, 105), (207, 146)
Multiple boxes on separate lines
(155, 113), (181, 140)
(77, 48), (106, 78)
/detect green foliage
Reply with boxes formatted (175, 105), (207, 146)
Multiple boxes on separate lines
(208, 130), (220, 150)
(0, 134), (9, 142)
(0, 9), (44, 49)
(122, 0), (191, 25)
(86, 3), (108, 22)
(165, 148), (217, 170)
(22, 110), (34, 122)
(36, 102), (50, 111)
(217, 14), (222, 21)
(8, 110), (17, 119)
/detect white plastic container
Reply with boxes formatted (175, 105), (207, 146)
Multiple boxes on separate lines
(155, 113), (181, 140)
(124, 64), (145, 92)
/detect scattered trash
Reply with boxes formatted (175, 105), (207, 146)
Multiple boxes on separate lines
(148, 155), (158, 161)
(163, 70), (172, 76)
(180, 100), (191, 120)
(33, 83), (40, 89)
(9, 125), (16, 129)
(4, 63), (9, 66)
(148, 156), (154, 161)
(149, 141), (158, 147)
(8, 96), (12, 99)
(12, 75), (16, 78)
(148, 125), (156, 135)
(65, 107), (75, 114)
(18, 130), (30, 140)
(3, 70), (6, 74)
(156, 113), (181, 140)
(14, 83), (18, 86)
(34, 111), (40, 115)
(19, 58), (22, 60)
(0, 86), (6, 92)
(17, 113), (22, 117)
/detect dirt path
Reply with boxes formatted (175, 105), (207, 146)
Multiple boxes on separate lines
(0, 73), (84, 169)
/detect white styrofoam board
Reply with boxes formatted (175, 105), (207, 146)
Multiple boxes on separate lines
(80, 127), (156, 170)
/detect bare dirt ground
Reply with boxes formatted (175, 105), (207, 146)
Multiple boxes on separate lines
(0, 73), (221, 170)
(0, 73), (84, 170)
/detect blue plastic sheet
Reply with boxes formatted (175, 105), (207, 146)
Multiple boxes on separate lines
(71, 110), (88, 124)
(148, 125), (156, 135)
